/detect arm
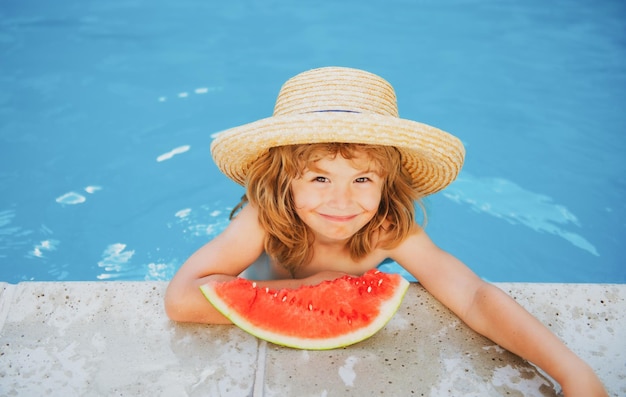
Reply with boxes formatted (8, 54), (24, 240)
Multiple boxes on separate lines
(164, 204), (266, 324)
(392, 228), (607, 397)
(465, 282), (606, 396)
(164, 205), (347, 324)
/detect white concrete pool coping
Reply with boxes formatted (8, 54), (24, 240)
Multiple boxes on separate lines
(0, 281), (624, 396)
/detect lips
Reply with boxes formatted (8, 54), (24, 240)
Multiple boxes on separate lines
(319, 213), (358, 222)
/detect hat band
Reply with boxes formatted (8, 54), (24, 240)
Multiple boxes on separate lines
(307, 110), (361, 114)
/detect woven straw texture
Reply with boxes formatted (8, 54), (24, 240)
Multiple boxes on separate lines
(211, 67), (465, 196)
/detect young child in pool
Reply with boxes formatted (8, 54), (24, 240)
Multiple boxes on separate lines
(165, 67), (606, 396)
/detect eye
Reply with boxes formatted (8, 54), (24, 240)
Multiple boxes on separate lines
(313, 176), (329, 183)
(355, 177), (371, 183)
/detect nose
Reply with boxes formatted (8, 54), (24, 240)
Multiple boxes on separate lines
(328, 184), (352, 209)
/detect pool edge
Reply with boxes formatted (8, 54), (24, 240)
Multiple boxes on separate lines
(0, 281), (623, 396)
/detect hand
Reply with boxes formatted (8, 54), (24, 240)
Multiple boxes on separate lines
(559, 363), (608, 397)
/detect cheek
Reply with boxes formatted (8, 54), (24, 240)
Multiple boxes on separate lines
(354, 184), (383, 212)
(361, 192), (382, 212)
(292, 193), (309, 210)
(291, 183), (315, 210)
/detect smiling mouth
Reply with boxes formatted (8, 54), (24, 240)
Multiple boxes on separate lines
(319, 214), (358, 222)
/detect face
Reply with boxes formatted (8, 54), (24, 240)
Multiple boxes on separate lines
(290, 152), (383, 245)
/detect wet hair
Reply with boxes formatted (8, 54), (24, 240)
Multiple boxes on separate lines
(230, 143), (423, 276)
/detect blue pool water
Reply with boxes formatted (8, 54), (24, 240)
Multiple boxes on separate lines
(1, 0), (625, 284)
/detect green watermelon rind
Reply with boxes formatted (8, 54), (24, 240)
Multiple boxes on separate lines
(199, 273), (410, 350)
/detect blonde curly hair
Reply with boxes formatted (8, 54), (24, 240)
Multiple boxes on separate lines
(231, 143), (423, 276)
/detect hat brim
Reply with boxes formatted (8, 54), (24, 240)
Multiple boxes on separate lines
(210, 112), (465, 196)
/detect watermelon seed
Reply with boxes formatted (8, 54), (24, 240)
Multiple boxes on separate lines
(308, 303), (313, 311)
(282, 296), (287, 302)
(367, 286), (372, 293)
(378, 279), (383, 286)
(265, 287), (269, 293)
(252, 282), (257, 288)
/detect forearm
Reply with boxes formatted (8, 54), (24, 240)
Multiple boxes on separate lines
(165, 274), (234, 324)
(165, 273), (324, 324)
(464, 283), (606, 396)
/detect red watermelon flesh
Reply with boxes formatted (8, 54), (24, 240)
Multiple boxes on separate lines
(199, 269), (410, 350)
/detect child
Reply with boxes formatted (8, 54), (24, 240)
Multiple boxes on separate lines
(165, 67), (606, 396)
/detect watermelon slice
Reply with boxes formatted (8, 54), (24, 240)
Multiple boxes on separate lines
(199, 269), (410, 350)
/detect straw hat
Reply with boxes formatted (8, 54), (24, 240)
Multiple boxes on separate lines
(210, 67), (465, 196)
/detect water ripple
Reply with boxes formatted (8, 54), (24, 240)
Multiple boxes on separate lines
(443, 173), (599, 256)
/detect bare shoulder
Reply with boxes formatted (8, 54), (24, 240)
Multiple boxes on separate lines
(177, 204), (266, 278)
(388, 224), (484, 312)
(387, 224), (480, 284)
(387, 224), (437, 259)
(219, 204), (265, 243)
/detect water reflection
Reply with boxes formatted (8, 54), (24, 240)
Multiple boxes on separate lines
(443, 172), (599, 256)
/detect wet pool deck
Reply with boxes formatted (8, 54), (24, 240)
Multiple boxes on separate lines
(0, 281), (624, 396)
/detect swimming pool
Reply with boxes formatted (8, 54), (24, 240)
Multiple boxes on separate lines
(1, 0), (624, 284)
